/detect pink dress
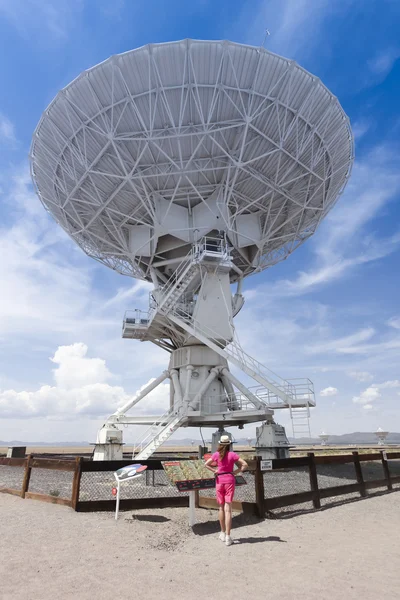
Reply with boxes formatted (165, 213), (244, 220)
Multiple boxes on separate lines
(211, 451), (239, 504)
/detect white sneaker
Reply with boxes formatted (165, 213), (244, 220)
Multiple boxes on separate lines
(219, 532), (226, 542)
(225, 535), (233, 546)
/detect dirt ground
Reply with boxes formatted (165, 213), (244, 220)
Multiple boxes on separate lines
(1, 492), (399, 600)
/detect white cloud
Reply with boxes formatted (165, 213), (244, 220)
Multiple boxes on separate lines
(352, 119), (372, 141)
(0, 343), (170, 419)
(305, 328), (376, 356)
(368, 47), (400, 78)
(362, 404), (374, 411)
(352, 387), (381, 405)
(254, 145), (400, 298)
(387, 317), (400, 330)
(352, 380), (400, 410)
(50, 343), (112, 389)
(374, 380), (400, 390)
(0, 112), (15, 143)
(320, 387), (338, 397)
(348, 371), (374, 383)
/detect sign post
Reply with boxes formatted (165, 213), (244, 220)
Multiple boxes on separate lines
(162, 460), (246, 527)
(113, 464), (147, 520)
(189, 490), (197, 526)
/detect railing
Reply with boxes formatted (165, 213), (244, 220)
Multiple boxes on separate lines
(132, 405), (183, 457)
(123, 309), (151, 327)
(2, 451), (400, 516)
(168, 306), (315, 407)
(186, 393), (263, 414)
(250, 379), (315, 407)
(154, 236), (230, 312)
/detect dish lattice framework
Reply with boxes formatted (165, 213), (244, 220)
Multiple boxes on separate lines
(30, 39), (354, 283)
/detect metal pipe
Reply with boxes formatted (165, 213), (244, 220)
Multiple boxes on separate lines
(220, 372), (240, 410)
(231, 263), (243, 276)
(236, 278), (243, 295)
(113, 370), (169, 416)
(149, 267), (159, 288)
(152, 256), (190, 268)
(188, 367), (219, 410)
(183, 365), (194, 402)
(170, 369), (183, 407)
(221, 368), (265, 411)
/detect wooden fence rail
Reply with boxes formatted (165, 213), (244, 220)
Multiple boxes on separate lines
(0, 455), (78, 507)
(1, 451), (400, 514)
(262, 451), (400, 513)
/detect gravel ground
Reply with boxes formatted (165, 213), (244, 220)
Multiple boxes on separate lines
(1, 491), (400, 600)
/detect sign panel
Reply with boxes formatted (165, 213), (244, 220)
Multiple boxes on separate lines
(162, 460), (246, 492)
(114, 463), (147, 482)
(260, 459), (273, 471)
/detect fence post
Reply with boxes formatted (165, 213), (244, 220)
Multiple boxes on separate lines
(380, 450), (392, 491)
(71, 457), (83, 511)
(307, 452), (321, 509)
(352, 451), (366, 497)
(21, 454), (32, 499)
(254, 457), (265, 518)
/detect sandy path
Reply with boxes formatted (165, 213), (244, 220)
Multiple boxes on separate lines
(1, 492), (399, 600)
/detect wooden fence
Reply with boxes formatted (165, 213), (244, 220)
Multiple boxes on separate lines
(1, 451), (399, 516)
(260, 451), (400, 513)
(0, 455), (82, 508)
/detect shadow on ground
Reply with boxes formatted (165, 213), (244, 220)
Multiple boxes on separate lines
(127, 514), (170, 523)
(267, 488), (400, 520)
(235, 535), (286, 544)
(192, 513), (263, 536)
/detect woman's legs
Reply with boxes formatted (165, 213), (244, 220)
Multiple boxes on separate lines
(224, 502), (232, 536)
(219, 503), (226, 532)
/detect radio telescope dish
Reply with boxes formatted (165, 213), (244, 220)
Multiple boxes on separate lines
(30, 40), (354, 461)
(30, 40), (353, 284)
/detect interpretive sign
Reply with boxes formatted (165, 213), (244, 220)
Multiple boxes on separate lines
(162, 460), (246, 492)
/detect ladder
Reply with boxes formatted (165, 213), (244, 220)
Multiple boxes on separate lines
(132, 409), (184, 461)
(290, 406), (312, 439)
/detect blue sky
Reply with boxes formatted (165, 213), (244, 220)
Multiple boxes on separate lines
(0, 0), (400, 442)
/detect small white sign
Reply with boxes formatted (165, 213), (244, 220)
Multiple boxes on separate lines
(261, 459), (273, 471)
(382, 451), (387, 460)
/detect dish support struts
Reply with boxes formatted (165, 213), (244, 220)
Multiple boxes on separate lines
(93, 237), (315, 460)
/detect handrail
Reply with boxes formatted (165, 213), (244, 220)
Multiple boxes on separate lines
(167, 305), (315, 407)
(132, 404), (183, 456)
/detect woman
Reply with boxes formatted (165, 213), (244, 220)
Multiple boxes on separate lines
(205, 434), (248, 546)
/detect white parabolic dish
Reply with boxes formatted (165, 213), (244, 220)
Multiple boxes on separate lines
(30, 39), (354, 283)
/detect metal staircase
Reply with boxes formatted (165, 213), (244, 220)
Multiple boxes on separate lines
(155, 261), (198, 315)
(167, 308), (313, 408)
(125, 238), (314, 438)
(132, 408), (184, 460)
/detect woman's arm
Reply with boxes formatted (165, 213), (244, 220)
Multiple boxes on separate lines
(233, 457), (248, 475)
(204, 457), (218, 474)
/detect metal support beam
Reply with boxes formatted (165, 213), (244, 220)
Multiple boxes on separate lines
(112, 370), (169, 417)
(188, 367), (219, 410)
(221, 368), (266, 411)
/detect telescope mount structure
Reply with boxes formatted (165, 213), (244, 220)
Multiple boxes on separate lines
(30, 40), (354, 460)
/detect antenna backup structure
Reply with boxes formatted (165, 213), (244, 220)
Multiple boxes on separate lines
(30, 40), (353, 460)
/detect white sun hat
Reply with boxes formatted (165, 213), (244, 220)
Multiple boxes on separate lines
(219, 435), (231, 444)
